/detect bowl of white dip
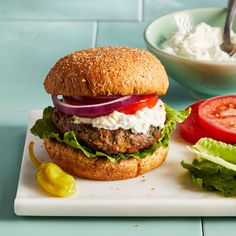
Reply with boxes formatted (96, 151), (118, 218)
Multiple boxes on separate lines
(144, 8), (236, 98)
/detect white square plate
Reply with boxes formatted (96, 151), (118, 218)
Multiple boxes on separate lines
(14, 110), (236, 216)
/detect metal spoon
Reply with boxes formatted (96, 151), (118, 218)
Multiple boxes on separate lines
(220, 0), (236, 56)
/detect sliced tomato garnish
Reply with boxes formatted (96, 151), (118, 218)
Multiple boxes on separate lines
(179, 100), (209, 143)
(117, 94), (158, 114)
(198, 95), (236, 143)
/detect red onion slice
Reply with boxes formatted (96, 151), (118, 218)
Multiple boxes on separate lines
(52, 95), (142, 118)
(63, 95), (123, 105)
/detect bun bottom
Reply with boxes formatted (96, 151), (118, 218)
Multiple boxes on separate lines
(44, 139), (169, 180)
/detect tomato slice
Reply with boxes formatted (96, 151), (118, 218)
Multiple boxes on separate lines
(198, 95), (236, 143)
(179, 100), (209, 143)
(117, 94), (158, 114)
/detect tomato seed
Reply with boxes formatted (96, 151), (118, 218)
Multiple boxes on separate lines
(219, 106), (226, 110)
(230, 122), (236, 128)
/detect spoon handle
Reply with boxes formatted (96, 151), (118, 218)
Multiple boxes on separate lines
(224, 0), (236, 43)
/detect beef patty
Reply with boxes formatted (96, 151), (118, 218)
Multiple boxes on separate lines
(52, 108), (161, 155)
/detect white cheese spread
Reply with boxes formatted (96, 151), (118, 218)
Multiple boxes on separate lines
(161, 22), (236, 61)
(72, 99), (166, 134)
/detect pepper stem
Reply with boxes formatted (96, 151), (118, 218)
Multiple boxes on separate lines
(29, 141), (41, 169)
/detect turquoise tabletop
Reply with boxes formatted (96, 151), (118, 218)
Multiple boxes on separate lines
(1, 0), (236, 236)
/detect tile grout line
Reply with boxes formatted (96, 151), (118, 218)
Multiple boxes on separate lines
(140, 0), (144, 22)
(92, 21), (98, 48)
(0, 110), (31, 113)
(201, 218), (205, 236)
(0, 19), (141, 23)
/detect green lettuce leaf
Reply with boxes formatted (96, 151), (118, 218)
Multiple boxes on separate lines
(192, 138), (236, 165)
(181, 159), (236, 197)
(31, 105), (189, 162)
(158, 104), (190, 147)
(182, 138), (236, 196)
(30, 106), (58, 138)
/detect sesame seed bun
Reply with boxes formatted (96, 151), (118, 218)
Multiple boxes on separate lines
(44, 47), (169, 96)
(44, 139), (169, 180)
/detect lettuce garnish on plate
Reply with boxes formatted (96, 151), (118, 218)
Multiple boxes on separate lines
(182, 138), (236, 197)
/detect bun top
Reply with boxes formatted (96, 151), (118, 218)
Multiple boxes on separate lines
(44, 47), (168, 96)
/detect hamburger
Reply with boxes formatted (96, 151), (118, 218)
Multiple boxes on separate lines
(30, 46), (189, 180)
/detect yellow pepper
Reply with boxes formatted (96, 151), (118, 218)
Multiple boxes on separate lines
(28, 141), (76, 197)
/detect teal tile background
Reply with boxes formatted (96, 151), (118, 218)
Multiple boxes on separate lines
(0, 216), (202, 236)
(203, 218), (236, 236)
(144, 0), (227, 21)
(0, 111), (27, 222)
(0, 0), (141, 20)
(97, 22), (147, 48)
(0, 21), (95, 110)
